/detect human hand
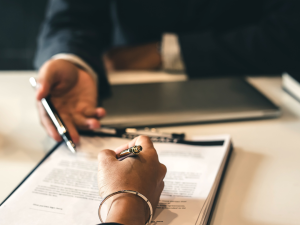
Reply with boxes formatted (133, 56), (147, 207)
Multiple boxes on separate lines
(103, 42), (162, 71)
(97, 136), (166, 225)
(36, 59), (106, 144)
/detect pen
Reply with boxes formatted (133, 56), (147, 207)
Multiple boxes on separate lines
(29, 77), (76, 153)
(116, 145), (142, 161)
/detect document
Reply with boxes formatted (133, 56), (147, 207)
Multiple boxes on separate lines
(0, 135), (231, 225)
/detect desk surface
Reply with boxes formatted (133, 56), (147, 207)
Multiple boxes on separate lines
(0, 71), (299, 225)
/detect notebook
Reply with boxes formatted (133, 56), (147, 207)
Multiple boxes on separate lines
(0, 134), (232, 225)
(100, 78), (280, 128)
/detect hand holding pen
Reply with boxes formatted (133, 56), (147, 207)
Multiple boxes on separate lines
(30, 77), (76, 153)
(32, 59), (106, 145)
(97, 136), (166, 224)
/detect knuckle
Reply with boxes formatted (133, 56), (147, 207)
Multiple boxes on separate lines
(161, 163), (167, 175)
(98, 149), (114, 162)
(39, 117), (45, 127)
(159, 181), (165, 192)
(137, 135), (155, 150)
(54, 135), (61, 142)
(138, 135), (151, 142)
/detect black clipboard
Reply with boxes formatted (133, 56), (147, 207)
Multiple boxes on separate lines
(0, 134), (232, 225)
(0, 142), (62, 206)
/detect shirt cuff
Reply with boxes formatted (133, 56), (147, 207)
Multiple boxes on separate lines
(51, 53), (98, 83)
(161, 33), (185, 72)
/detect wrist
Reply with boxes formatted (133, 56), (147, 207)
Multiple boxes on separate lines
(51, 53), (98, 83)
(105, 193), (148, 225)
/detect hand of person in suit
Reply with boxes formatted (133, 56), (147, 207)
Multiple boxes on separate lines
(97, 136), (166, 225)
(35, 59), (106, 144)
(104, 42), (162, 71)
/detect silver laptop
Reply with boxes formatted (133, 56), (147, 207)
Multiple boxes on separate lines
(100, 78), (280, 128)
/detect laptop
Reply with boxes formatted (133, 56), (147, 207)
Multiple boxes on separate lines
(100, 78), (280, 128)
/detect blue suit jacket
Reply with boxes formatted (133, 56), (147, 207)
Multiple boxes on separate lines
(35, 0), (300, 98)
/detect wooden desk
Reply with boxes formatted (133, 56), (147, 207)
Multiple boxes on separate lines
(0, 71), (299, 225)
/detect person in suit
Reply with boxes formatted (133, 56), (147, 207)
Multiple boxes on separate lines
(34, 0), (300, 143)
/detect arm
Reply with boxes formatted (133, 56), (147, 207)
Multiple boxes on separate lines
(33, 0), (112, 142)
(97, 136), (166, 225)
(178, 0), (300, 78)
(34, 0), (112, 97)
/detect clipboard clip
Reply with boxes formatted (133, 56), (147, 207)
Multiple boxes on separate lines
(92, 127), (185, 143)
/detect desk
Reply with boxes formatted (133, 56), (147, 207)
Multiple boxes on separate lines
(0, 71), (299, 225)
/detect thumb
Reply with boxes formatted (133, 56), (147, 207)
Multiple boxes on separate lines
(36, 60), (57, 100)
(36, 81), (51, 100)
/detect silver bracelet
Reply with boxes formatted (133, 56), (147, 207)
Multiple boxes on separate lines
(98, 190), (153, 225)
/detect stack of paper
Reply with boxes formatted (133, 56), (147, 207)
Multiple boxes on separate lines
(0, 135), (232, 225)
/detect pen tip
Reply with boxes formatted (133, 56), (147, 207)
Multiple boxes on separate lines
(29, 77), (37, 87)
(67, 141), (76, 153)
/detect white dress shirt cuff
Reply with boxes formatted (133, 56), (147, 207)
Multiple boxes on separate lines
(51, 53), (98, 82)
(161, 33), (185, 72)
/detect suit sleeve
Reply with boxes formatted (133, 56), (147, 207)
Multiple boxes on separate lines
(34, 0), (112, 98)
(178, 0), (300, 78)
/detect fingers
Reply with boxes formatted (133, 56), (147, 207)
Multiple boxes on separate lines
(135, 135), (154, 147)
(37, 98), (80, 143)
(160, 163), (167, 179)
(98, 149), (118, 165)
(114, 135), (158, 162)
(95, 107), (106, 118)
(36, 82), (52, 101)
(36, 59), (79, 100)
(72, 107), (106, 130)
(36, 61), (57, 100)
(82, 107), (106, 119)
(114, 136), (140, 154)
(114, 135), (156, 155)
(38, 103), (104, 142)
(158, 163), (167, 186)
(72, 114), (100, 130)
(36, 59), (103, 143)
(37, 102), (62, 142)
(135, 135), (156, 155)
(60, 115), (80, 144)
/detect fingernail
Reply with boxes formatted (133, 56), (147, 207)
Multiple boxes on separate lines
(89, 123), (100, 130)
(89, 124), (96, 129)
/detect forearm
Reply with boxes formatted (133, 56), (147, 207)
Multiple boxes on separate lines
(35, 0), (110, 65)
(34, 0), (112, 98)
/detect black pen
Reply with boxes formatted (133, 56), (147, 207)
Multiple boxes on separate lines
(29, 77), (76, 153)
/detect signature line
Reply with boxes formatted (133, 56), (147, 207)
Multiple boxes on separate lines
(29, 208), (65, 215)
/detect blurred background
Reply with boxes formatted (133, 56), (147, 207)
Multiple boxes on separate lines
(0, 0), (47, 70)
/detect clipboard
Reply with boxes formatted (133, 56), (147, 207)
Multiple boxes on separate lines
(0, 142), (61, 207)
(0, 132), (232, 225)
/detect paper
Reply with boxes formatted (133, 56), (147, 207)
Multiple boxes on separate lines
(0, 135), (231, 225)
